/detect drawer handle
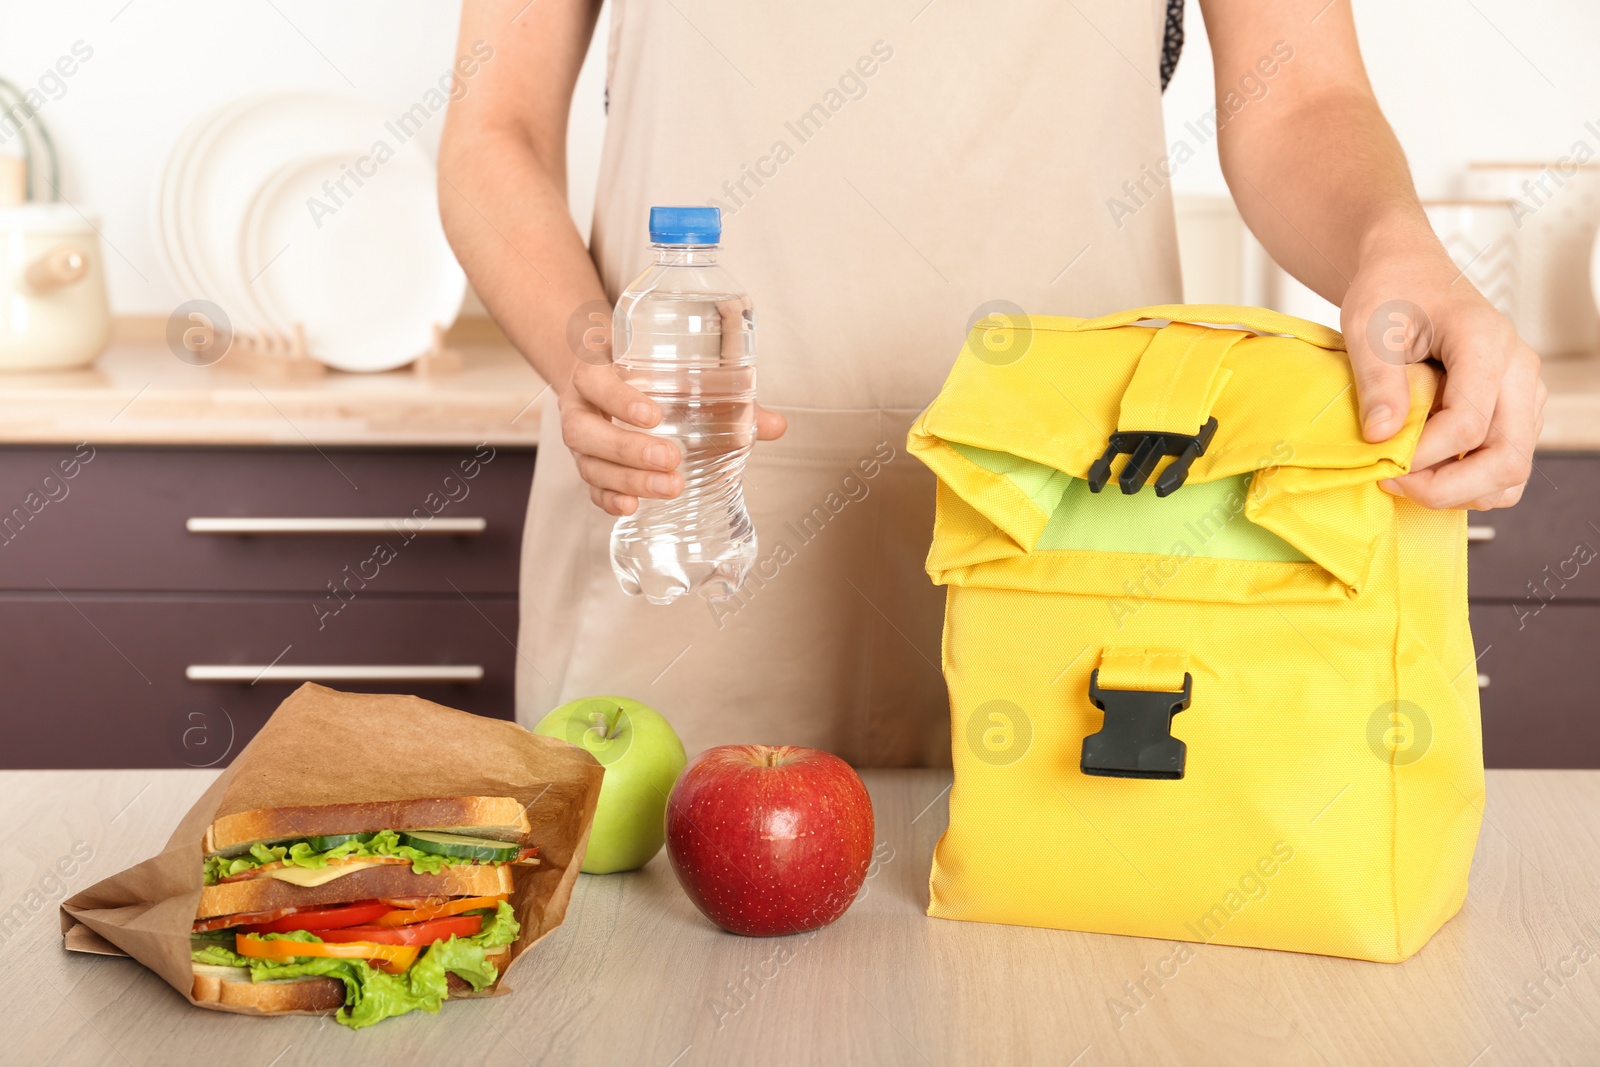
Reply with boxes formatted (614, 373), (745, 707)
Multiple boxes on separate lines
(1478, 674), (1490, 689)
(1467, 525), (1495, 543)
(186, 665), (485, 684)
(186, 517), (487, 536)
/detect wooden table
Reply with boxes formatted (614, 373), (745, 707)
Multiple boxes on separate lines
(4, 769), (1598, 1066)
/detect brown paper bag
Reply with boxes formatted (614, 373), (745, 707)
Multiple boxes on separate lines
(59, 683), (604, 1017)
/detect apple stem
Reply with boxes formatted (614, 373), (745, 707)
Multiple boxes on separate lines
(762, 749), (781, 767)
(590, 707), (626, 741)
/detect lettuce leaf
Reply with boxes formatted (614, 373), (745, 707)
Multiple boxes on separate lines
(415, 936), (498, 993)
(468, 901), (521, 950)
(190, 942), (248, 967)
(203, 829), (482, 884)
(336, 936), (500, 1030)
(188, 907), (522, 1029)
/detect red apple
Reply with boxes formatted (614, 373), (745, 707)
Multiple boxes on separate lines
(665, 744), (875, 937)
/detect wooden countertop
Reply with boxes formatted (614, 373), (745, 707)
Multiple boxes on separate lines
(7, 768), (1599, 1065)
(2, 328), (1599, 451)
(0, 337), (546, 448)
(1539, 355), (1600, 449)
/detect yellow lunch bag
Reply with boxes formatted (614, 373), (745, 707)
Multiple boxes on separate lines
(908, 303), (1483, 963)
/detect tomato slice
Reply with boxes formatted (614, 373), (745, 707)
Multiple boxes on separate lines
(239, 901), (395, 934)
(320, 914), (484, 946)
(371, 894), (508, 927)
(234, 934), (420, 975)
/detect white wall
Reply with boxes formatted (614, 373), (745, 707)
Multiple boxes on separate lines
(2, 0), (1594, 317)
(0, 0), (610, 316)
(1161, 0), (1600, 324)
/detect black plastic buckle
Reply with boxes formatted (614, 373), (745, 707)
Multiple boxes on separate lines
(1081, 670), (1191, 780)
(1086, 417), (1218, 497)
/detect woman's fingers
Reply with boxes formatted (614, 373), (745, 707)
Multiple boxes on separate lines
(1389, 348), (1540, 509)
(573, 359), (661, 428)
(567, 369), (781, 515)
(561, 367), (682, 514)
(561, 401), (681, 472)
(576, 454), (683, 499)
(1407, 310), (1513, 472)
(755, 404), (788, 442)
(1340, 297), (1420, 441)
(590, 484), (639, 516)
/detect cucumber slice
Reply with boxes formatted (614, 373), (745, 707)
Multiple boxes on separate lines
(306, 832), (376, 852)
(398, 830), (519, 862)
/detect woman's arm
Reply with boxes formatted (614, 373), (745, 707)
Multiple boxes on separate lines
(443, 0), (698, 515)
(1201, 0), (1544, 510)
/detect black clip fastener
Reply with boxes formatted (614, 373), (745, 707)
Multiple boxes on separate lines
(1086, 417), (1218, 497)
(1081, 670), (1191, 780)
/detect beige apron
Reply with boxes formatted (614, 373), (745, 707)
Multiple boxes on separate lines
(517, 0), (1183, 766)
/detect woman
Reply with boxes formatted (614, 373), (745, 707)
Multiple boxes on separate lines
(439, 0), (1543, 765)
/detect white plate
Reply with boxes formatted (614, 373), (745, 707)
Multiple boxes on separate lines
(149, 115), (191, 293)
(241, 151), (465, 372)
(1592, 227), (1600, 332)
(179, 92), (385, 337)
(166, 96), (259, 303)
(151, 101), (240, 300)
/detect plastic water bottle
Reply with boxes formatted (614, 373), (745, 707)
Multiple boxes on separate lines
(609, 206), (758, 604)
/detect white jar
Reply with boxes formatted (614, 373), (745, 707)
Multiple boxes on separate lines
(1463, 162), (1600, 358)
(1422, 199), (1519, 324)
(0, 203), (112, 371)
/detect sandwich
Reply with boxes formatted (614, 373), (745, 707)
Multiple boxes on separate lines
(188, 795), (540, 1029)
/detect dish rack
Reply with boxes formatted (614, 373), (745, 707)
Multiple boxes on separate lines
(213, 323), (463, 379)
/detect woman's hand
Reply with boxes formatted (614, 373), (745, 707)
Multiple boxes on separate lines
(440, 2), (786, 518)
(560, 359), (788, 517)
(1200, 1), (1544, 511)
(1339, 235), (1546, 511)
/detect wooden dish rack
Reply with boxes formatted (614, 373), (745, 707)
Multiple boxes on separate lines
(210, 323), (463, 379)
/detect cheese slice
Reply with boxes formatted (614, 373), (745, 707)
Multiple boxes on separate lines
(263, 859), (390, 887)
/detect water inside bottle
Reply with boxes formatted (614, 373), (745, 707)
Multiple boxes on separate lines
(610, 287), (758, 605)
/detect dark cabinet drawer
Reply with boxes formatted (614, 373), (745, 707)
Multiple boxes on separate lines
(0, 594), (517, 768)
(1465, 453), (1600, 601)
(0, 446), (534, 594)
(1470, 600), (1599, 768)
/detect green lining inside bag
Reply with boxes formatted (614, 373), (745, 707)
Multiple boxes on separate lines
(950, 443), (1309, 562)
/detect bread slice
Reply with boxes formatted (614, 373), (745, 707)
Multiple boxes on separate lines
(191, 947), (508, 1013)
(204, 796), (531, 857)
(191, 965), (345, 1013)
(197, 861), (514, 920)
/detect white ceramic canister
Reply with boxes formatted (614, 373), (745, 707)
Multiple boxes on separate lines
(1463, 161), (1600, 358)
(1422, 199), (1519, 324)
(0, 203), (112, 371)
(1174, 194), (1247, 305)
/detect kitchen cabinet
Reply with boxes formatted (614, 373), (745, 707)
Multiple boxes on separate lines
(0, 447), (529, 594)
(1465, 452), (1600, 768)
(0, 437), (1595, 767)
(1469, 600), (1600, 768)
(0, 444), (535, 768)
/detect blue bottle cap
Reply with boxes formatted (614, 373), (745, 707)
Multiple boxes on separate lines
(649, 206), (721, 246)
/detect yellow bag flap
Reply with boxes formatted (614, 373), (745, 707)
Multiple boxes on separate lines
(909, 304), (1440, 594)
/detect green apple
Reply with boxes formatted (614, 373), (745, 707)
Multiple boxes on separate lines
(534, 695), (687, 874)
